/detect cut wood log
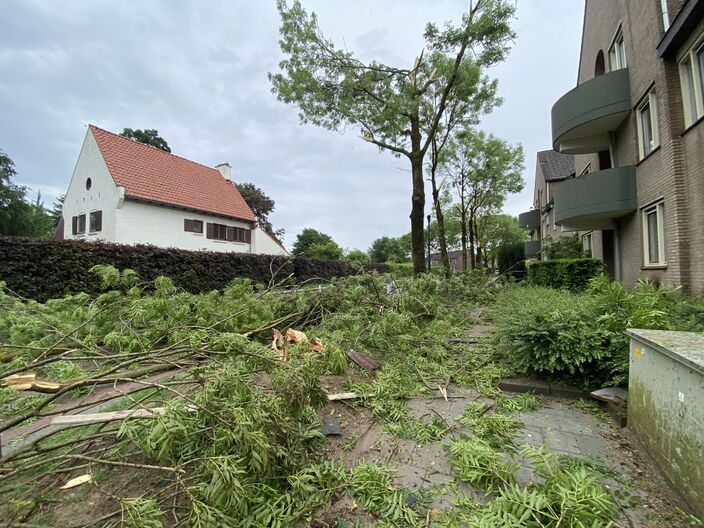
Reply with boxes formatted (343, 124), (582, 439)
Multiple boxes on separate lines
(346, 350), (381, 371)
(326, 392), (358, 401)
(60, 474), (92, 490)
(50, 408), (168, 426)
(3, 373), (63, 393)
(590, 387), (628, 406)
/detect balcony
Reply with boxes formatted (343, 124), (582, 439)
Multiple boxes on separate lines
(554, 166), (636, 231)
(524, 240), (541, 258)
(552, 69), (631, 154)
(518, 209), (540, 230)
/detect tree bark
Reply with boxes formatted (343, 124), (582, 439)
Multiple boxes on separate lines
(431, 177), (451, 278)
(474, 220), (482, 270)
(460, 206), (468, 272)
(468, 210), (476, 269)
(409, 116), (426, 276)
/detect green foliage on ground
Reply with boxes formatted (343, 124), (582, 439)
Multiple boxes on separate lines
(527, 258), (604, 291)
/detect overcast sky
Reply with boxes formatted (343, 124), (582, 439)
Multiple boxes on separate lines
(1, 0), (583, 251)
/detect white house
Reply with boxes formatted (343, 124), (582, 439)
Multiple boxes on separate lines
(60, 125), (288, 256)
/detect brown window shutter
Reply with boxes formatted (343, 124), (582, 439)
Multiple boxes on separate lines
(206, 222), (214, 239)
(72, 216), (78, 235)
(184, 219), (192, 232)
(95, 211), (102, 232)
(244, 229), (251, 243)
(226, 226), (235, 241)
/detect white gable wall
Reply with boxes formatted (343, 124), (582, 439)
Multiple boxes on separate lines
(251, 226), (289, 256)
(114, 200), (253, 253)
(63, 129), (124, 241)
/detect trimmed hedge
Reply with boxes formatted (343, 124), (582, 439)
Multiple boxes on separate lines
(497, 241), (526, 279)
(527, 258), (603, 291)
(0, 237), (388, 301)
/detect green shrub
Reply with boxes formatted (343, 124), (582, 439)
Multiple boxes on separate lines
(493, 286), (610, 387)
(0, 237), (388, 301)
(527, 258), (603, 291)
(544, 234), (583, 259)
(494, 277), (704, 388)
(497, 241), (526, 278)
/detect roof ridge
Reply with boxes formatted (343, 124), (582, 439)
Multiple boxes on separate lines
(88, 124), (221, 175)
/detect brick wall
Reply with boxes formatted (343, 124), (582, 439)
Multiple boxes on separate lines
(573, 0), (704, 294)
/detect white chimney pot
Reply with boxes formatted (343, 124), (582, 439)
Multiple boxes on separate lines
(215, 162), (231, 180)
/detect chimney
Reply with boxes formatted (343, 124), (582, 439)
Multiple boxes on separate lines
(215, 162), (231, 181)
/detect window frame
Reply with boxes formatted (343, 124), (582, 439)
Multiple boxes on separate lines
(582, 231), (593, 256)
(77, 213), (86, 234)
(642, 201), (666, 267)
(660, 0), (670, 31)
(184, 219), (204, 234)
(89, 210), (102, 233)
(636, 91), (659, 159)
(679, 33), (704, 128)
(609, 26), (627, 71)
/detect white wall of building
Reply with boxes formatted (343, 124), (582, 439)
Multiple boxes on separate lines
(251, 226), (289, 256)
(62, 129), (124, 242)
(62, 128), (285, 255)
(114, 200), (253, 253)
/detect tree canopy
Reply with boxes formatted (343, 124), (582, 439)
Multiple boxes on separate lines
(292, 228), (342, 259)
(120, 128), (171, 152)
(235, 182), (283, 241)
(0, 150), (56, 238)
(270, 0), (516, 274)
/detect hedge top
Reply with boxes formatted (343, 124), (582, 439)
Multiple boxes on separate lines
(0, 237), (388, 301)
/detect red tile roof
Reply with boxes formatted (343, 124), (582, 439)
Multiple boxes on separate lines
(89, 125), (254, 222)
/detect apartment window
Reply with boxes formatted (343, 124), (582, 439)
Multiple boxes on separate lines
(660, 0), (670, 31)
(679, 36), (704, 128)
(89, 210), (102, 232)
(637, 91), (659, 159)
(582, 232), (593, 256)
(184, 219), (203, 234)
(609, 28), (627, 71)
(642, 201), (666, 267)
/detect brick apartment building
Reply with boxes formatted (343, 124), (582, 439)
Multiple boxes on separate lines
(521, 0), (704, 293)
(519, 150), (576, 260)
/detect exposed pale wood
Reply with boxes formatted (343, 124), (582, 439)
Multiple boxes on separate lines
(327, 392), (358, 401)
(50, 408), (168, 426)
(346, 350), (381, 371)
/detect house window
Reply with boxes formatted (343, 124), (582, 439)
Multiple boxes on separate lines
(89, 210), (102, 232)
(609, 28), (627, 71)
(637, 91), (659, 159)
(207, 223), (228, 241)
(76, 214), (86, 234)
(184, 219), (203, 234)
(679, 36), (704, 128)
(86, 177), (92, 190)
(642, 201), (666, 267)
(206, 223), (251, 242)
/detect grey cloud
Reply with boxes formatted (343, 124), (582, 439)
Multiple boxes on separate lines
(1, 0), (583, 250)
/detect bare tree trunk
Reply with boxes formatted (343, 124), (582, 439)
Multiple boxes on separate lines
(429, 145), (451, 278)
(409, 117), (426, 276)
(459, 207), (468, 271)
(474, 220), (482, 270)
(468, 210), (476, 269)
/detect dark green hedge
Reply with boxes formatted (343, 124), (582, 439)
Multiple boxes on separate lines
(0, 237), (388, 301)
(527, 258), (603, 291)
(497, 241), (526, 279)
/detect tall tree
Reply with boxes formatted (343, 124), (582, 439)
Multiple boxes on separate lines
(445, 129), (524, 270)
(270, 0), (516, 275)
(292, 228), (341, 258)
(235, 182), (283, 241)
(476, 214), (526, 269)
(120, 128), (171, 152)
(0, 150), (32, 236)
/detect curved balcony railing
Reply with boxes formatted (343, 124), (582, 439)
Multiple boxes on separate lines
(552, 69), (631, 154)
(519, 209), (540, 230)
(554, 166), (636, 231)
